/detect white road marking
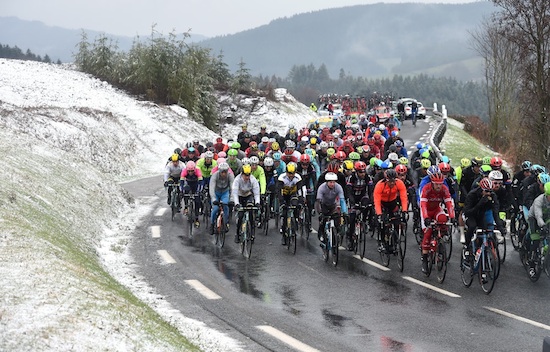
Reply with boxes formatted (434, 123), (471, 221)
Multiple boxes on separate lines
(352, 255), (391, 271)
(256, 325), (320, 352)
(311, 229), (318, 234)
(157, 249), (176, 264)
(484, 307), (550, 331)
(151, 225), (161, 238)
(185, 279), (221, 300)
(155, 208), (167, 216)
(402, 276), (461, 298)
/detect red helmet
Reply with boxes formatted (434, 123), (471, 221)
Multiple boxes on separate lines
(479, 177), (493, 191)
(300, 154), (311, 163)
(284, 148), (294, 156)
(438, 162), (451, 173)
(334, 151), (347, 161)
(354, 161), (367, 171)
(326, 161), (340, 173)
(429, 172), (445, 184)
(216, 137), (223, 143)
(395, 164), (408, 175)
(362, 145), (370, 153)
(490, 156), (502, 168)
(346, 129), (353, 136)
(326, 134), (334, 141)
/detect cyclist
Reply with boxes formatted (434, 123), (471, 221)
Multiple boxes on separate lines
(277, 162), (307, 245)
(526, 182), (550, 277)
(419, 171), (455, 273)
(196, 151), (217, 210)
(297, 154), (318, 227)
(164, 154), (185, 207)
(315, 172), (348, 244)
(227, 148), (243, 175)
(373, 169), (408, 252)
(231, 164), (261, 243)
(250, 156), (266, 227)
(180, 161), (203, 228)
(209, 162), (235, 235)
(458, 157), (482, 243)
(347, 161), (372, 250)
(462, 177), (506, 259)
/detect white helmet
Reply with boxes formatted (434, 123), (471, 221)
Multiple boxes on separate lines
(261, 136), (269, 143)
(319, 141), (328, 148)
(488, 170), (503, 181)
(241, 157), (250, 165)
(249, 156), (260, 165)
(310, 130), (318, 137)
(379, 124), (386, 130)
(388, 152), (399, 162)
(325, 172), (338, 181)
(264, 157), (274, 167)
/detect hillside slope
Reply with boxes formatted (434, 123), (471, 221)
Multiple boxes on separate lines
(0, 59), (313, 351)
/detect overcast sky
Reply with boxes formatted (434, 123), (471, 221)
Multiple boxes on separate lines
(3, 0), (479, 38)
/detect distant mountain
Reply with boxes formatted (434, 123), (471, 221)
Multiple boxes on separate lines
(0, 16), (208, 63)
(197, 2), (497, 81)
(1, 2), (496, 80)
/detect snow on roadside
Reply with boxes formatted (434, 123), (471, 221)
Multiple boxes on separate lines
(0, 59), (315, 351)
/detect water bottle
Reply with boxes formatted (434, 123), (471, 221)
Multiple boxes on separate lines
(474, 248), (481, 265)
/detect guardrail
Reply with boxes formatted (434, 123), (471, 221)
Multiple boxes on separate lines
(427, 103), (447, 161)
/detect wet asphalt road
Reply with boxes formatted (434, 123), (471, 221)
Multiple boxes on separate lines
(123, 119), (550, 352)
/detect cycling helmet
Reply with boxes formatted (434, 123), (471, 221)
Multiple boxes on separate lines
(356, 146), (364, 154)
(395, 164), (408, 175)
(300, 154), (311, 163)
(429, 172), (445, 184)
(217, 157), (226, 164)
(188, 147), (196, 153)
(218, 151), (226, 158)
(227, 148), (238, 156)
(319, 141), (328, 149)
(327, 148), (336, 157)
(243, 132), (251, 139)
(241, 157), (250, 165)
(420, 159), (432, 169)
(284, 149), (294, 156)
(249, 141), (258, 149)
(264, 157), (274, 167)
(379, 124), (386, 130)
(427, 165), (440, 176)
(261, 136), (269, 143)
(242, 164), (252, 175)
(440, 155), (450, 163)
(310, 130), (318, 137)
(416, 142), (424, 150)
(174, 148), (182, 155)
(373, 133), (382, 140)
(354, 161), (367, 171)
(391, 131), (399, 137)
(285, 140), (296, 148)
(471, 157), (482, 166)
(231, 142), (241, 149)
(460, 158), (471, 168)
(325, 172), (338, 181)
(301, 136), (309, 143)
(385, 169), (397, 180)
(204, 151), (214, 159)
(257, 151), (265, 160)
(326, 161), (340, 173)
(310, 137), (318, 145)
(488, 170), (503, 181)
(343, 160), (354, 171)
(521, 160), (532, 171)
(438, 162), (451, 173)
(286, 162), (297, 173)
(193, 139), (200, 144)
(335, 151), (347, 161)
(380, 161), (393, 169)
(479, 177), (493, 191)
(532, 164), (546, 175)
(249, 156), (259, 165)
(272, 152), (282, 161)
(538, 173), (550, 184)
(490, 156), (502, 168)
(349, 152), (360, 161)
(216, 137), (223, 143)
(345, 129), (353, 136)
(421, 150), (431, 159)
(388, 152), (399, 163)
(395, 140), (403, 147)
(218, 162), (229, 171)
(545, 182), (550, 196)
(399, 157), (408, 165)
(370, 157), (379, 167)
(186, 161), (196, 170)
(171, 154), (179, 162)
(185, 141), (192, 148)
(271, 141), (280, 151)
(482, 156), (492, 165)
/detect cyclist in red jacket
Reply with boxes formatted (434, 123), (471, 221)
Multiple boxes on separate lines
(419, 171), (455, 273)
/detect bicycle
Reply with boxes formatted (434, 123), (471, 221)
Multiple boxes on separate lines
(320, 213), (340, 266)
(495, 211), (507, 263)
(167, 180), (181, 221)
(423, 219), (453, 283)
(350, 204), (369, 259)
(510, 207), (528, 250)
(378, 211), (406, 271)
(519, 228), (549, 282)
(183, 192), (200, 237)
(213, 202), (230, 248)
(461, 228), (500, 294)
(200, 187), (211, 223)
(261, 191), (273, 236)
(237, 203), (258, 259)
(283, 197), (299, 254)
(298, 192), (314, 240)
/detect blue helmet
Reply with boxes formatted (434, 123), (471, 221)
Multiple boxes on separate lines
(441, 155), (450, 163)
(272, 151), (282, 161)
(427, 165), (440, 176)
(538, 172), (550, 184)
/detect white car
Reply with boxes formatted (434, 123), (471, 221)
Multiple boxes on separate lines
(404, 101), (426, 119)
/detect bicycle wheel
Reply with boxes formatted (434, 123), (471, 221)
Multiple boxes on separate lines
(274, 198), (280, 229)
(425, 252), (433, 277)
(331, 226), (339, 266)
(479, 246), (498, 294)
(304, 206), (311, 241)
(397, 226), (406, 272)
(187, 200), (195, 237)
(497, 234), (506, 263)
(413, 220), (423, 246)
(359, 221), (367, 259)
(510, 216), (520, 250)
(461, 252), (474, 287)
(436, 241), (447, 283)
(263, 198), (270, 236)
(170, 188), (178, 221)
(379, 231), (391, 267)
(519, 236), (530, 269)
(290, 217), (297, 255)
(217, 214), (226, 248)
(354, 223), (361, 256)
(243, 220), (253, 259)
(444, 228), (453, 263)
(543, 251), (550, 279)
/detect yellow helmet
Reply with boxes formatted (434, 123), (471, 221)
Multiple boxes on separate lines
(286, 162), (297, 173)
(310, 137), (317, 145)
(327, 148), (336, 157)
(242, 164), (252, 175)
(343, 160), (354, 171)
(171, 154), (179, 162)
(271, 141), (280, 151)
(421, 159), (432, 169)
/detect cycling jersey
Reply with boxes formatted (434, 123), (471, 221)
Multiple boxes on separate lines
(196, 158), (217, 179)
(277, 173), (306, 197)
(373, 179), (408, 216)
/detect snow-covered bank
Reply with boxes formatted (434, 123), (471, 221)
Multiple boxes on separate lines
(0, 59), (314, 351)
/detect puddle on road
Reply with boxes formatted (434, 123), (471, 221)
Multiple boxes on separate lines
(321, 308), (372, 337)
